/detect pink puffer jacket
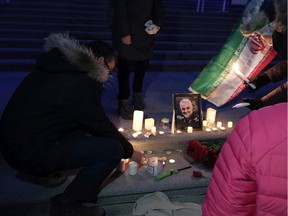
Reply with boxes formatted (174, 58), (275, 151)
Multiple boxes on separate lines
(202, 103), (287, 216)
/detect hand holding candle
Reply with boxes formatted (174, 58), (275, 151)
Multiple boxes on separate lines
(233, 63), (256, 89)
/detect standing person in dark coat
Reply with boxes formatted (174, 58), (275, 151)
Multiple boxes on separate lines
(111, 0), (165, 119)
(0, 33), (143, 216)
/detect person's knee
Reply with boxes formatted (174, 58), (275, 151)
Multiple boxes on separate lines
(107, 139), (125, 160)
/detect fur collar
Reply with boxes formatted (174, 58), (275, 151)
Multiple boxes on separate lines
(43, 33), (110, 83)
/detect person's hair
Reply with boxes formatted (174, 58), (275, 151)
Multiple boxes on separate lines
(85, 40), (117, 63)
(273, 0), (287, 33)
(180, 98), (192, 106)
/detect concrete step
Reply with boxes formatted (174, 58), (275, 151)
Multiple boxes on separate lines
(0, 48), (218, 60)
(0, 59), (209, 72)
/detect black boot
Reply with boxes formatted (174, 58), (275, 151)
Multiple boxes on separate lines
(118, 99), (134, 120)
(133, 92), (145, 110)
(50, 194), (106, 216)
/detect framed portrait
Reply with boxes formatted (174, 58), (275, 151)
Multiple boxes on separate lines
(173, 93), (203, 131)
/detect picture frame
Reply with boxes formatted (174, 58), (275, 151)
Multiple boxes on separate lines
(172, 93), (203, 131)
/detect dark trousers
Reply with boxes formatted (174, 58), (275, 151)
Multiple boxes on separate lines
(9, 136), (125, 203)
(117, 58), (149, 100)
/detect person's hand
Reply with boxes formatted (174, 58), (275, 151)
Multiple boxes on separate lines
(130, 150), (144, 165)
(246, 73), (270, 92)
(145, 25), (160, 35)
(241, 98), (263, 110)
(121, 35), (132, 45)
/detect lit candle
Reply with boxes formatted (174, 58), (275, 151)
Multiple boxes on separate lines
(176, 130), (182, 134)
(216, 121), (222, 128)
(132, 132), (139, 138)
(202, 120), (207, 127)
(206, 108), (217, 128)
(144, 118), (155, 130)
(132, 110), (144, 131)
(227, 121), (233, 128)
(212, 127), (218, 131)
(159, 131), (165, 135)
(220, 126), (226, 131)
(118, 127), (124, 132)
(171, 110), (175, 134)
(205, 128), (211, 132)
(151, 126), (156, 134)
(187, 126), (193, 133)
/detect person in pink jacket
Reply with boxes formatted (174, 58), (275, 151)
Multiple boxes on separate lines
(202, 102), (287, 216)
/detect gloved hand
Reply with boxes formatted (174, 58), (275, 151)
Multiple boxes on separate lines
(246, 73), (270, 92)
(241, 98), (264, 110)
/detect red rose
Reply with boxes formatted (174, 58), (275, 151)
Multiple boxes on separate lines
(192, 170), (202, 178)
(187, 140), (208, 162)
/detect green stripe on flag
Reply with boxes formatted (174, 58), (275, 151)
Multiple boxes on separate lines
(190, 23), (247, 96)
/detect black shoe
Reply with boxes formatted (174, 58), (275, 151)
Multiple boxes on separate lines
(16, 172), (67, 188)
(118, 99), (133, 120)
(50, 194), (106, 216)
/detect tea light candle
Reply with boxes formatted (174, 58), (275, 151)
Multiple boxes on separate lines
(176, 130), (182, 134)
(159, 131), (165, 135)
(169, 159), (176, 164)
(144, 118), (155, 130)
(227, 121), (233, 128)
(132, 110), (144, 131)
(118, 127), (124, 132)
(216, 121), (222, 128)
(220, 126), (226, 131)
(132, 132), (139, 138)
(202, 120), (207, 127)
(187, 126), (193, 133)
(205, 128), (211, 132)
(212, 127), (218, 131)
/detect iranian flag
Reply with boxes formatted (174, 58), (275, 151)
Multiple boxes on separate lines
(189, 25), (276, 107)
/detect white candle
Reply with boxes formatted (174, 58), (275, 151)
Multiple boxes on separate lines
(216, 121), (222, 128)
(227, 121), (233, 128)
(171, 110), (175, 134)
(206, 108), (217, 127)
(132, 132), (139, 138)
(118, 127), (124, 132)
(132, 110), (144, 131)
(128, 161), (138, 175)
(202, 120), (207, 127)
(151, 126), (156, 134)
(159, 131), (165, 135)
(144, 118), (155, 130)
(212, 127), (218, 131)
(187, 126), (193, 133)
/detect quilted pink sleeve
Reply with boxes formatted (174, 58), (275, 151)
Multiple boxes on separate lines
(202, 115), (256, 216)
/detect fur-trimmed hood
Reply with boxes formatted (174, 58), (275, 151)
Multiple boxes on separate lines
(41, 33), (111, 83)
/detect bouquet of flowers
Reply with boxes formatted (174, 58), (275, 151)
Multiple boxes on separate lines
(186, 140), (224, 168)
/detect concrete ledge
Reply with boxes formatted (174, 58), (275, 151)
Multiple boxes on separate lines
(0, 150), (212, 206)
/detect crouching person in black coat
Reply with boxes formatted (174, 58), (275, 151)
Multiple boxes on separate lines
(0, 33), (143, 216)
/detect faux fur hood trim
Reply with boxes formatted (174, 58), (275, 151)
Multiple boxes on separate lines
(43, 33), (110, 83)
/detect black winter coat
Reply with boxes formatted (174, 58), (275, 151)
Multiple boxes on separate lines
(111, 0), (165, 60)
(0, 34), (134, 165)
